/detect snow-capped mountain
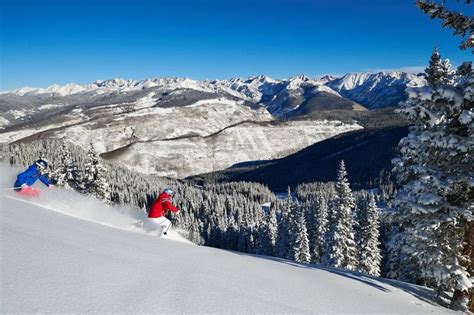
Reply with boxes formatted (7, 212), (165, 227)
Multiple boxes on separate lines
(2, 77), (212, 97)
(0, 71), (426, 120)
(0, 72), (421, 177)
(205, 74), (367, 117)
(328, 71), (426, 109)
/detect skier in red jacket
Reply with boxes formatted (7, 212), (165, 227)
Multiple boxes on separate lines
(148, 188), (180, 237)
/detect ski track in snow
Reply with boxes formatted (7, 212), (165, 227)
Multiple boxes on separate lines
(0, 164), (192, 245)
(0, 164), (453, 314)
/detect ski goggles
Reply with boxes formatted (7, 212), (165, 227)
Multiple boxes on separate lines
(36, 162), (47, 172)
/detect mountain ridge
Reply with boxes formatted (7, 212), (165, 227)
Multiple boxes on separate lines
(1, 71), (426, 118)
(0, 72), (417, 178)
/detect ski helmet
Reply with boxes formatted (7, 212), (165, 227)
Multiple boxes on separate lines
(35, 159), (48, 170)
(164, 188), (173, 195)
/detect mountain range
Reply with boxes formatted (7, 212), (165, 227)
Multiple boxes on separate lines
(0, 71), (425, 120)
(0, 71), (422, 180)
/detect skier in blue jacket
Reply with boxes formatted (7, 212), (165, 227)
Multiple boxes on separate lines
(14, 159), (51, 196)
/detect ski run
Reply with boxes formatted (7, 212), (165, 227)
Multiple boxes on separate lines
(1, 164), (453, 313)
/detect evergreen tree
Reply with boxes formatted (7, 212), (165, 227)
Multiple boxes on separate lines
(327, 161), (358, 270)
(293, 208), (311, 263)
(237, 227), (247, 252)
(311, 196), (329, 264)
(53, 140), (82, 190)
(378, 170), (396, 205)
(322, 197), (336, 267)
(262, 205), (278, 256)
(440, 58), (455, 84)
(390, 52), (473, 310)
(425, 47), (454, 86)
(304, 200), (317, 262)
(275, 188), (293, 259)
(358, 194), (382, 276)
(397, 3), (474, 308)
(425, 47), (444, 86)
(286, 189), (302, 260)
(247, 228), (256, 254)
(83, 143), (111, 202)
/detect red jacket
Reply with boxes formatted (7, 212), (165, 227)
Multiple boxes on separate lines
(148, 192), (178, 218)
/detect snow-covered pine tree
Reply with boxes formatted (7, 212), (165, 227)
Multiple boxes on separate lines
(378, 170), (397, 206)
(322, 197), (336, 267)
(425, 47), (454, 86)
(237, 226), (247, 252)
(352, 191), (366, 261)
(261, 205), (278, 256)
(275, 188), (293, 259)
(286, 190), (302, 260)
(390, 52), (473, 310)
(311, 196), (329, 264)
(357, 194), (382, 276)
(326, 161), (358, 270)
(440, 58), (455, 85)
(53, 140), (82, 190)
(268, 204), (278, 250)
(425, 47), (445, 86)
(83, 143), (111, 202)
(294, 181), (336, 263)
(293, 208), (311, 263)
(247, 228), (256, 254)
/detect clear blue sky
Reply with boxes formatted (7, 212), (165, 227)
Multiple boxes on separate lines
(1, 0), (472, 90)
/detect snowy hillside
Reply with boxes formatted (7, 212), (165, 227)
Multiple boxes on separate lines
(0, 165), (453, 313)
(0, 164), (190, 242)
(0, 90), (362, 178)
(0, 72), (421, 177)
(99, 119), (361, 178)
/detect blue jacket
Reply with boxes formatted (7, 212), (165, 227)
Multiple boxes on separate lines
(14, 164), (50, 189)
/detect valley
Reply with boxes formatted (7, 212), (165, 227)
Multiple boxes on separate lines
(0, 72), (419, 178)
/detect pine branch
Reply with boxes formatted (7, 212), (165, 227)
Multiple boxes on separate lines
(417, 0), (474, 53)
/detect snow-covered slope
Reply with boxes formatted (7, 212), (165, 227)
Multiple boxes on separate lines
(0, 91), (362, 178)
(101, 120), (362, 178)
(0, 96), (272, 149)
(0, 164), (190, 242)
(0, 72), (422, 177)
(0, 165), (451, 313)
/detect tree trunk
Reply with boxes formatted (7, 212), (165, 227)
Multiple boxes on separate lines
(451, 289), (470, 312)
(468, 222), (474, 312)
(451, 221), (474, 311)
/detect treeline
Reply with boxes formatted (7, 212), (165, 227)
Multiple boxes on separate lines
(0, 139), (385, 276)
